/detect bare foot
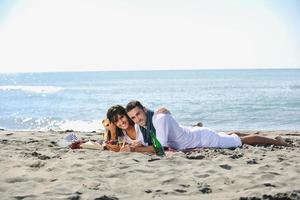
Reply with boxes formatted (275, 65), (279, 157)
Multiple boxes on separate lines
(275, 136), (289, 146)
(193, 122), (203, 127)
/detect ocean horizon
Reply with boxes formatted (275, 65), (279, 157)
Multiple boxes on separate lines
(0, 69), (299, 132)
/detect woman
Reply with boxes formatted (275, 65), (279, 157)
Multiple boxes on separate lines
(105, 105), (146, 152)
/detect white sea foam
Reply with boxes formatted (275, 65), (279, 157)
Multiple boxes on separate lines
(1, 117), (104, 132)
(0, 85), (64, 93)
(57, 120), (103, 132)
(22, 117), (33, 123)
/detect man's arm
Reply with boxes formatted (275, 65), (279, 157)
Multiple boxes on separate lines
(131, 145), (155, 153)
(152, 113), (170, 147)
(119, 144), (155, 153)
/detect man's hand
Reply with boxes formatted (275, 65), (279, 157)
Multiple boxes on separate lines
(155, 107), (171, 114)
(131, 140), (143, 147)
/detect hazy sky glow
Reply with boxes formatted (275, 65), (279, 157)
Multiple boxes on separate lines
(0, 0), (299, 73)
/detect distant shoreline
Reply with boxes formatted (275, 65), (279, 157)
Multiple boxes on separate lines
(1, 67), (299, 74)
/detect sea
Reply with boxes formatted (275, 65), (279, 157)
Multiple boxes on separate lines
(0, 69), (299, 132)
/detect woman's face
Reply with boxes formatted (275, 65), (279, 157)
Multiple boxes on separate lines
(114, 114), (130, 130)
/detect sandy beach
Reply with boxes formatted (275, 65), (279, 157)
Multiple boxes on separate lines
(0, 130), (299, 200)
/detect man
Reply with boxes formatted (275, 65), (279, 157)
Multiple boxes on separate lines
(125, 100), (155, 146)
(126, 100), (288, 152)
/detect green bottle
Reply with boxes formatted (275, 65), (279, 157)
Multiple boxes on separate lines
(150, 130), (165, 156)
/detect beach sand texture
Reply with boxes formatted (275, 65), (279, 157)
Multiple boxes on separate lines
(0, 130), (299, 200)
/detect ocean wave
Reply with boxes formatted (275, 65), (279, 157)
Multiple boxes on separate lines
(58, 120), (103, 132)
(290, 85), (300, 90)
(0, 85), (64, 94)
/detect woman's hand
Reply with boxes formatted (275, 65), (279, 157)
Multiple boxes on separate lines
(105, 144), (120, 152)
(119, 145), (131, 152)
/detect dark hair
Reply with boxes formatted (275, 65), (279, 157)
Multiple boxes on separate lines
(106, 105), (134, 126)
(125, 100), (144, 112)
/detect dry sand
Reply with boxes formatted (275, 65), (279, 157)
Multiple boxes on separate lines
(0, 130), (300, 200)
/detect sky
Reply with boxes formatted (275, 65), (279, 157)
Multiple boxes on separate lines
(0, 0), (299, 73)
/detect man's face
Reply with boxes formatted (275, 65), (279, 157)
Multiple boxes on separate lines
(127, 106), (147, 127)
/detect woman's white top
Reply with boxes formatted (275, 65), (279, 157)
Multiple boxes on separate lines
(122, 127), (147, 146)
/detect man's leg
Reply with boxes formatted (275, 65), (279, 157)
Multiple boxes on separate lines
(240, 135), (288, 146)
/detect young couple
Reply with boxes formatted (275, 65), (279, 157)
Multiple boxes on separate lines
(105, 100), (288, 153)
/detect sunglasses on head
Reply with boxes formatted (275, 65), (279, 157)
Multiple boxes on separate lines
(102, 119), (110, 127)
